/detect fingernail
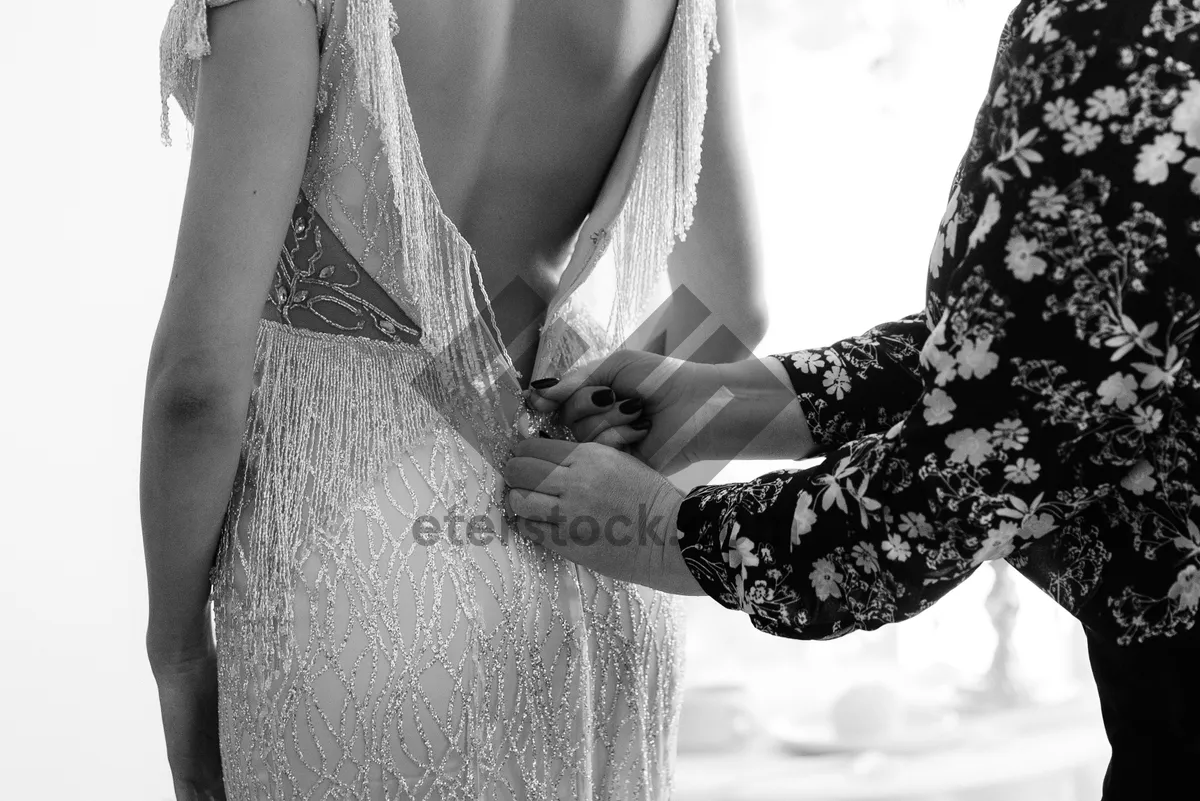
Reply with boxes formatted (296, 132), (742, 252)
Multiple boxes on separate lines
(619, 398), (643, 415)
(592, 389), (615, 407)
(631, 419), (652, 431)
(531, 377), (560, 390)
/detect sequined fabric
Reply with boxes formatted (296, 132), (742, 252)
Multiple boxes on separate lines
(160, 0), (717, 798)
(264, 197), (421, 343)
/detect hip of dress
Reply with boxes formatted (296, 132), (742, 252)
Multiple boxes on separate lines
(209, 320), (686, 801)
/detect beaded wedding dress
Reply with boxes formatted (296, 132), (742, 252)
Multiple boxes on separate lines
(160, 1), (717, 798)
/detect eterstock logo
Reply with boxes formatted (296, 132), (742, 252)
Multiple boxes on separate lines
(409, 505), (677, 548)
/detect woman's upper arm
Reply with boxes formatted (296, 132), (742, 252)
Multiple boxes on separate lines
(150, 0), (319, 396)
(665, 0), (767, 357)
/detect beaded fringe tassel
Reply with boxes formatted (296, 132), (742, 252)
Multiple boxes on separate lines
(604, 0), (719, 342)
(215, 322), (453, 677)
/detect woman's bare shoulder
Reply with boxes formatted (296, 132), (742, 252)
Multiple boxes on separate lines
(161, 0), (329, 141)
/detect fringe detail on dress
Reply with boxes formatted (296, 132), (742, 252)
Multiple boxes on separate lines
(213, 323), (687, 800)
(345, 0), (516, 451)
(159, 0), (212, 144)
(341, 0), (714, 397)
(605, 0), (720, 342)
(216, 320), (452, 680)
(161, 0), (715, 379)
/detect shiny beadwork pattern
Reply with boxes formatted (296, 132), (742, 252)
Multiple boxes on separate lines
(160, 0), (718, 798)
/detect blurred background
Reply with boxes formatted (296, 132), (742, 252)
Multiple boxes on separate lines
(0, 0), (1109, 798)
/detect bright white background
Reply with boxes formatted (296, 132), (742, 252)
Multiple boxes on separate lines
(0, 1), (1102, 798)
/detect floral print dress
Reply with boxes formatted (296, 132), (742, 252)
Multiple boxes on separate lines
(678, 0), (1200, 649)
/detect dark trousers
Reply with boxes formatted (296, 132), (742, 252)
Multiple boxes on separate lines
(1086, 628), (1200, 799)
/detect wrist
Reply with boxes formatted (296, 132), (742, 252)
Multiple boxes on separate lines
(644, 482), (705, 596)
(665, 516), (706, 597)
(659, 487), (684, 540)
(709, 358), (811, 460)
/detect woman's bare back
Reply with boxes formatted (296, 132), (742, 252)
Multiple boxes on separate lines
(392, 0), (678, 360)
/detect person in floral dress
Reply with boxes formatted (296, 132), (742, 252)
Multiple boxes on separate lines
(505, 2), (1200, 797)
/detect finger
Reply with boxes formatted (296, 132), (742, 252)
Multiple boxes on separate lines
(506, 488), (559, 521)
(509, 513), (563, 548)
(512, 437), (580, 464)
(503, 456), (568, 494)
(527, 353), (626, 411)
(594, 424), (650, 450)
(525, 377), (563, 413)
(559, 386), (618, 427)
(572, 397), (644, 442)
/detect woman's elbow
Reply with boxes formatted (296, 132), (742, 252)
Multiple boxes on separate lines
(724, 233), (769, 351)
(691, 299), (767, 363)
(738, 295), (769, 351)
(718, 289), (768, 354)
(143, 347), (251, 432)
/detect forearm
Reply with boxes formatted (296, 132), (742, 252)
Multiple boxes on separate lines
(662, 0), (767, 365)
(693, 357), (814, 462)
(660, 254), (767, 364)
(140, 360), (251, 666)
(676, 443), (953, 641)
(674, 252), (1185, 644)
(635, 283), (765, 367)
(774, 314), (927, 452)
(673, 316), (928, 464)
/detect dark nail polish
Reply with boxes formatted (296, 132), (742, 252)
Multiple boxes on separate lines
(619, 398), (643, 415)
(530, 377), (559, 390)
(592, 389), (615, 407)
(631, 419), (652, 431)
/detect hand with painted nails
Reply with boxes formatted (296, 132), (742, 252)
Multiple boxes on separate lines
(526, 375), (651, 451)
(503, 438), (705, 596)
(526, 351), (810, 474)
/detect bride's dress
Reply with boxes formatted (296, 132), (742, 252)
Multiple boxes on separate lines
(161, 0), (718, 798)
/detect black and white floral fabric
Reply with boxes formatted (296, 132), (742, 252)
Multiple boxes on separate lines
(679, 0), (1200, 646)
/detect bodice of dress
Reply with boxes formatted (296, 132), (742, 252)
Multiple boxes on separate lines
(162, 0), (719, 467)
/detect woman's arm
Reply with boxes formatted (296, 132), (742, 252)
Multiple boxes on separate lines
(661, 0), (768, 362)
(674, 0), (1200, 640)
(141, 0), (318, 667)
(771, 314), (928, 454)
(678, 280), (1188, 641)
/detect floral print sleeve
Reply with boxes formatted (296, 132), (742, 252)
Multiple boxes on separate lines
(771, 316), (926, 452)
(679, 0), (1200, 646)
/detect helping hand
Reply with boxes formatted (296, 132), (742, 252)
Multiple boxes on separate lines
(529, 351), (809, 471)
(504, 438), (705, 595)
(527, 352), (722, 474)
